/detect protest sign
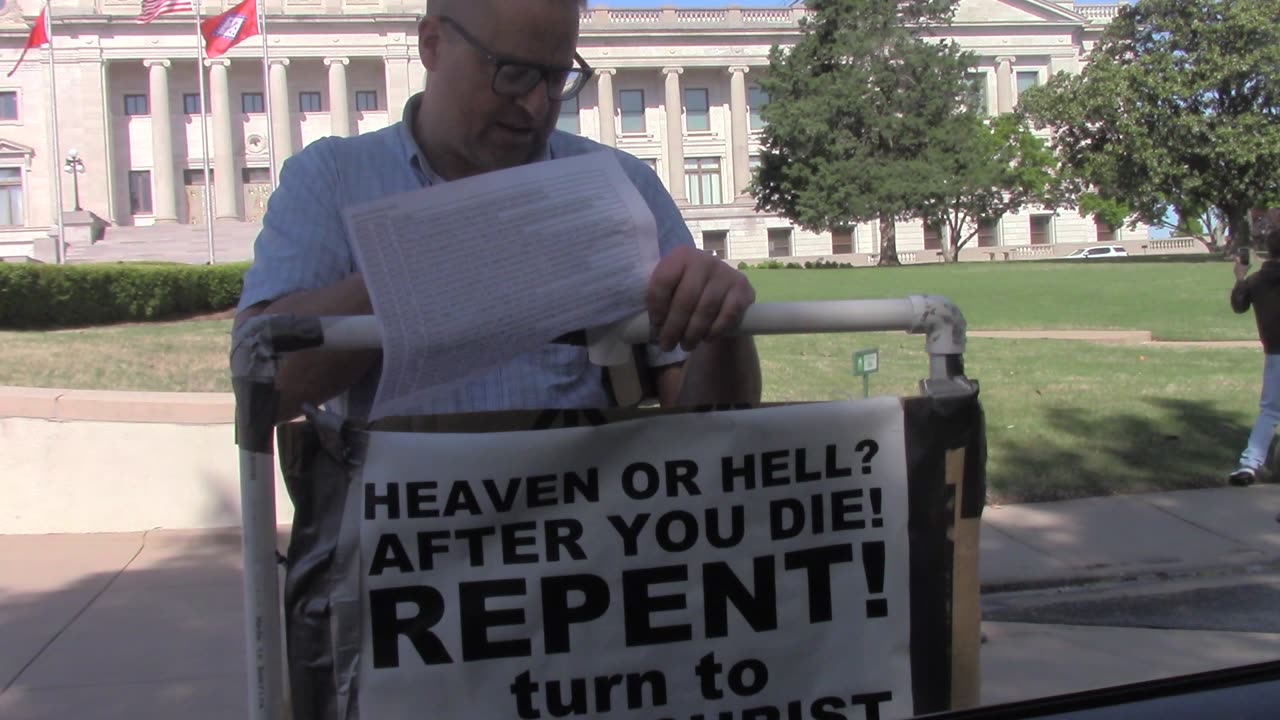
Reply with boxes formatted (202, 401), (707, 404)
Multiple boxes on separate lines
(357, 398), (919, 720)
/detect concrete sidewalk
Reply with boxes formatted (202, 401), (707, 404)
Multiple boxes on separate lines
(3, 486), (1280, 718)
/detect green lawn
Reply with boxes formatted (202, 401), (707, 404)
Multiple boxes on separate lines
(746, 257), (1255, 341)
(756, 333), (1259, 504)
(0, 258), (1265, 503)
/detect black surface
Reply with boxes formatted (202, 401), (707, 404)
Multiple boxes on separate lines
(983, 577), (1280, 633)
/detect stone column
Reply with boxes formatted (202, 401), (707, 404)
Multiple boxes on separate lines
(728, 65), (751, 200)
(326, 57), (351, 137)
(145, 59), (179, 223)
(595, 68), (616, 146)
(995, 56), (1016, 115)
(662, 66), (686, 203)
(269, 58), (293, 174)
(384, 54), (411, 117)
(207, 58), (239, 220)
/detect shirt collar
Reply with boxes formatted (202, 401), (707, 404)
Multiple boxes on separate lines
(396, 91), (556, 186)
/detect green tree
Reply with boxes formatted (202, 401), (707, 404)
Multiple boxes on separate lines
(752, 0), (974, 266)
(917, 113), (1064, 262)
(1019, 0), (1280, 250)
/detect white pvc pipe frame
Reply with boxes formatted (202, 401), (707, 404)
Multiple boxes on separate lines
(234, 296), (967, 720)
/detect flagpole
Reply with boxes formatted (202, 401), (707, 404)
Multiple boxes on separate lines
(258, 0), (278, 191)
(195, 0), (215, 264)
(44, 2), (66, 265)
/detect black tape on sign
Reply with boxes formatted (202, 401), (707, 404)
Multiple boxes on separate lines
(901, 392), (986, 714)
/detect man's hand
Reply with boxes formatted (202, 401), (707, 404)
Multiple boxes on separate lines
(647, 246), (756, 352)
(1235, 255), (1250, 282)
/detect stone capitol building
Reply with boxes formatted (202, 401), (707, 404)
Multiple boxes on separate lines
(0, 0), (1148, 262)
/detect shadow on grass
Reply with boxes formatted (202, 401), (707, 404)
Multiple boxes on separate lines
(991, 396), (1260, 503)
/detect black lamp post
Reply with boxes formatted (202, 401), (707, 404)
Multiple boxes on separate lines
(63, 148), (86, 212)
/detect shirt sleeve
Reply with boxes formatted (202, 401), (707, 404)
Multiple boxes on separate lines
(629, 155), (695, 369)
(237, 138), (355, 313)
(1231, 277), (1253, 315)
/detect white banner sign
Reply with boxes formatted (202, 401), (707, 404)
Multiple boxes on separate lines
(358, 399), (913, 720)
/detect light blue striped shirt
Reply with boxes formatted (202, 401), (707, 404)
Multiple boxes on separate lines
(239, 93), (691, 416)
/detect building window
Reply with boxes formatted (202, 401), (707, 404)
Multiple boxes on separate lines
(702, 230), (729, 259)
(923, 223), (943, 250)
(0, 90), (18, 122)
(242, 167), (272, 184)
(124, 94), (149, 116)
(831, 229), (854, 255)
(1095, 218), (1118, 243)
(183, 168), (212, 185)
(965, 73), (987, 114)
(685, 88), (710, 132)
(977, 219), (1000, 247)
(619, 89), (645, 134)
(128, 170), (153, 214)
(749, 154), (762, 171)
(0, 167), (22, 226)
(684, 157), (722, 206)
(768, 227), (793, 258)
(748, 85), (768, 130)
(1016, 71), (1040, 102)
(355, 90), (379, 112)
(241, 92), (265, 114)
(299, 91), (322, 113)
(557, 94), (580, 134)
(1030, 214), (1054, 245)
(182, 93), (202, 114)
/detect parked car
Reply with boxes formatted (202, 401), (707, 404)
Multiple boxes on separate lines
(1064, 245), (1129, 259)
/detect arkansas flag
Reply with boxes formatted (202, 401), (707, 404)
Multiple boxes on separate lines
(7, 5), (50, 78)
(201, 0), (259, 59)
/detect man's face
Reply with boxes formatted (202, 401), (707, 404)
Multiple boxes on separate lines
(419, 0), (581, 177)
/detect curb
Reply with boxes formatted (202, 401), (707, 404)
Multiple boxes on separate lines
(981, 554), (1280, 596)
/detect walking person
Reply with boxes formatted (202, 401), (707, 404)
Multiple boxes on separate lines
(1228, 208), (1280, 486)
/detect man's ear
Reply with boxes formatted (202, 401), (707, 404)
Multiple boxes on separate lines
(418, 15), (443, 71)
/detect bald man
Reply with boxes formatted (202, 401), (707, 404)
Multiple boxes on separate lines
(236, 0), (761, 422)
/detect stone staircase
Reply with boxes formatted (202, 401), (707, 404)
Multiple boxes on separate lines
(66, 221), (261, 265)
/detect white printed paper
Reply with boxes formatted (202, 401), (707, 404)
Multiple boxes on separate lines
(357, 399), (915, 719)
(343, 152), (660, 419)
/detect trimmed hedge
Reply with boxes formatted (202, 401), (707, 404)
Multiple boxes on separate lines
(0, 261), (250, 329)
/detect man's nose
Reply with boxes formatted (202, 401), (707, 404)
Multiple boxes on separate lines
(513, 79), (551, 121)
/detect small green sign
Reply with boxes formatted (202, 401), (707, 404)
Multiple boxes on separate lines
(853, 348), (880, 376)
(853, 348), (880, 398)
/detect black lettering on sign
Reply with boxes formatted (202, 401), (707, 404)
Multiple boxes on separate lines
(369, 585), (451, 667)
(365, 481), (401, 521)
(452, 526), (495, 567)
(608, 513), (649, 557)
(623, 565), (693, 646)
(509, 669), (669, 719)
(852, 691), (894, 720)
(502, 522), (540, 565)
(541, 574), (611, 654)
(784, 544), (855, 623)
(727, 657), (769, 697)
(369, 533), (414, 576)
(460, 579), (529, 661)
(444, 480), (482, 517)
(407, 481), (439, 519)
(704, 556), (778, 638)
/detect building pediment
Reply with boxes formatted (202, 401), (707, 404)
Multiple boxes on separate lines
(954, 0), (1088, 25)
(0, 138), (35, 156)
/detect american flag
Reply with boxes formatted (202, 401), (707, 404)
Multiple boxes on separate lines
(135, 0), (194, 24)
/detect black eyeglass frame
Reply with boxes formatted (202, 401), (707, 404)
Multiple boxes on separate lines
(436, 15), (593, 102)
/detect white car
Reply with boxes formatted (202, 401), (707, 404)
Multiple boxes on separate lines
(1064, 245), (1129, 259)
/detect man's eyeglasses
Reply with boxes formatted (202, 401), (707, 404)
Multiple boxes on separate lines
(438, 16), (592, 102)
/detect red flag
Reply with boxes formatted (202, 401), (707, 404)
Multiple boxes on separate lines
(200, 0), (259, 59)
(7, 5), (50, 78)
